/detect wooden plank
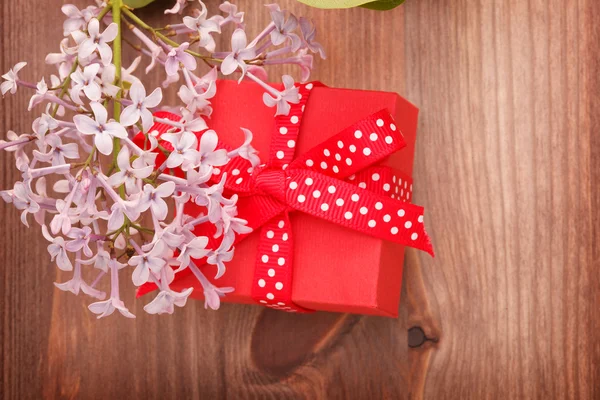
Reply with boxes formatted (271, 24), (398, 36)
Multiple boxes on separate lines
(404, 0), (600, 398)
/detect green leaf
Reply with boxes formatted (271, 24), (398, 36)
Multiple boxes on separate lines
(360, 0), (405, 10)
(123, 0), (156, 9)
(297, 0), (404, 9)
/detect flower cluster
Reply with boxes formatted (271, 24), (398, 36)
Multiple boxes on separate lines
(0, 0), (324, 318)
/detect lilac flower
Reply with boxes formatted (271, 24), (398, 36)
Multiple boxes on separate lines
(41, 225), (73, 271)
(262, 75), (300, 116)
(207, 232), (235, 279)
(45, 39), (78, 80)
(33, 113), (59, 140)
(73, 102), (127, 155)
(61, 4), (97, 36)
(198, 130), (228, 172)
(120, 81), (163, 132)
(132, 145), (158, 170)
(204, 285), (234, 310)
(1, 62), (27, 96)
(129, 244), (167, 286)
(214, 197), (252, 238)
(139, 181), (176, 221)
(165, 42), (197, 76)
(299, 17), (326, 59)
(65, 226), (93, 257)
(31, 178), (49, 226)
(108, 146), (153, 195)
(0, 131), (33, 155)
(218, 1), (244, 26)
(9, 181), (40, 227)
(88, 296), (136, 319)
(220, 29), (256, 79)
(98, 64), (121, 98)
(162, 132), (199, 170)
(182, 3), (220, 52)
(179, 108), (209, 132)
(70, 63), (102, 104)
(237, 128), (260, 167)
(188, 260), (234, 310)
(77, 19), (119, 66)
(88, 259), (135, 319)
(33, 134), (79, 166)
(27, 78), (49, 110)
(144, 287), (194, 315)
(165, 0), (189, 15)
(49, 180), (79, 235)
(78, 248), (111, 273)
(267, 6), (301, 51)
(194, 173), (228, 223)
(177, 236), (210, 270)
(54, 256), (106, 300)
(178, 81), (216, 114)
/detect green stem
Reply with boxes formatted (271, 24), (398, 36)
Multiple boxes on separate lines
(112, 0), (123, 123)
(112, 0), (125, 201)
(51, 60), (79, 118)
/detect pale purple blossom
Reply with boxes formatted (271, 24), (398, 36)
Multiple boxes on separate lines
(144, 287), (194, 315)
(165, 0), (189, 15)
(129, 244), (167, 286)
(267, 5), (301, 51)
(139, 181), (176, 221)
(1, 62), (27, 96)
(207, 232), (235, 279)
(27, 78), (50, 110)
(182, 3), (220, 52)
(9, 181), (40, 227)
(70, 63), (102, 104)
(33, 134), (79, 166)
(262, 75), (300, 116)
(220, 29), (256, 79)
(177, 236), (210, 269)
(62, 4), (97, 36)
(161, 132), (199, 170)
(198, 130), (228, 172)
(73, 102), (127, 155)
(77, 18), (118, 65)
(237, 128), (260, 167)
(165, 42), (197, 76)
(88, 259), (135, 319)
(218, 1), (244, 26)
(54, 259), (107, 300)
(108, 146), (153, 194)
(41, 225), (73, 271)
(178, 81), (215, 114)
(65, 226), (94, 257)
(98, 64), (121, 98)
(121, 81), (163, 132)
(299, 17), (326, 59)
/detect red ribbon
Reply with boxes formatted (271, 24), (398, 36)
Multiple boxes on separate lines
(139, 82), (433, 313)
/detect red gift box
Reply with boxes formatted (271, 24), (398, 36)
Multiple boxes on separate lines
(140, 80), (425, 317)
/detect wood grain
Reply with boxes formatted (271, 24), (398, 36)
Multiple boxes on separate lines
(1, 0), (599, 399)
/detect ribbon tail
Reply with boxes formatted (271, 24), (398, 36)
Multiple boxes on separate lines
(251, 211), (313, 313)
(284, 168), (434, 256)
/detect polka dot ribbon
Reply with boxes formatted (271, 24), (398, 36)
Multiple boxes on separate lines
(141, 82), (433, 313)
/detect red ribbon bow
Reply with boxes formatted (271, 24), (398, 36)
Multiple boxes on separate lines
(140, 82), (433, 313)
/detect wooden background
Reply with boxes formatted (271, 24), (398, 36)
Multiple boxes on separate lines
(1, 0), (599, 398)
